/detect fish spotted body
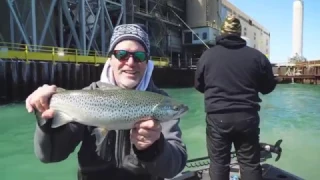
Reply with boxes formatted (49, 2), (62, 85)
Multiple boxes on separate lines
(35, 83), (188, 134)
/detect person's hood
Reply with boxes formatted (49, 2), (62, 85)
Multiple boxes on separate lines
(216, 34), (247, 49)
(100, 59), (154, 91)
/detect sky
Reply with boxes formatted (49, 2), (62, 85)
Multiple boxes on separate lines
(227, 0), (320, 63)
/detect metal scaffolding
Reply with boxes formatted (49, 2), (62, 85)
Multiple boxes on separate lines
(3, 0), (185, 57)
(132, 0), (185, 57)
(5, 0), (126, 56)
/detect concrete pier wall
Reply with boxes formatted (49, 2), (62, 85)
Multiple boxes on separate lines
(0, 60), (196, 104)
(0, 60), (103, 104)
(3, 59), (320, 105)
(273, 66), (320, 76)
(152, 68), (195, 88)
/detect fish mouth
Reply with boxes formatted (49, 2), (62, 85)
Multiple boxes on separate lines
(180, 104), (189, 113)
(174, 104), (189, 119)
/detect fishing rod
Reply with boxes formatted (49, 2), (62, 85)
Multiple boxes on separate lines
(170, 9), (210, 49)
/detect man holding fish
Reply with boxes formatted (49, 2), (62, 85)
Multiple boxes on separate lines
(25, 24), (188, 180)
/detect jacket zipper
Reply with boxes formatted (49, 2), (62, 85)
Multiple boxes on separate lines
(116, 130), (123, 168)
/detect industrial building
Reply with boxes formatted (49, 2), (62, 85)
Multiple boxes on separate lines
(183, 0), (270, 67)
(0, 0), (270, 68)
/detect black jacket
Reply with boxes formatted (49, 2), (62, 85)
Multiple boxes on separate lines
(195, 34), (277, 114)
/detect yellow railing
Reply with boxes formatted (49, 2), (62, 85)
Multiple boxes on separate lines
(0, 42), (170, 67)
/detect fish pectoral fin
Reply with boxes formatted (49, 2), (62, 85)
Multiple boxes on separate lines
(92, 127), (109, 156)
(34, 110), (46, 126)
(51, 111), (74, 128)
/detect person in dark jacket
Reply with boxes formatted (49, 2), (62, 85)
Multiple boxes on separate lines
(194, 15), (277, 180)
(25, 24), (187, 180)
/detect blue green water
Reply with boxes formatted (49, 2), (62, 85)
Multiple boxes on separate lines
(0, 84), (319, 179)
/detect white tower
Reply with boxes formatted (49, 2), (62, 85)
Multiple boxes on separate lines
(292, 0), (304, 57)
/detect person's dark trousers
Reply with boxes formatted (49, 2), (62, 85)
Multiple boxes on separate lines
(206, 111), (263, 180)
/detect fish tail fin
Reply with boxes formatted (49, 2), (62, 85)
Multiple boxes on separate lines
(51, 111), (73, 128)
(92, 127), (109, 156)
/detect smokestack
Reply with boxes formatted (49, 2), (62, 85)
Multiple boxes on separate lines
(292, 0), (304, 57)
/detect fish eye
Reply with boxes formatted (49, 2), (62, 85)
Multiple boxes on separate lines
(173, 105), (179, 111)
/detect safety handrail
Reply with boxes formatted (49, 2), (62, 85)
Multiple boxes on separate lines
(0, 42), (170, 67)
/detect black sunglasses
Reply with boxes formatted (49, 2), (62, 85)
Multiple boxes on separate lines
(112, 50), (148, 63)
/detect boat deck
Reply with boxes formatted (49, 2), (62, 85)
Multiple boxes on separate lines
(168, 164), (304, 180)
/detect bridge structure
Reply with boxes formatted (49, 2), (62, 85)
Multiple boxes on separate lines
(0, 0), (184, 67)
(0, 0), (193, 104)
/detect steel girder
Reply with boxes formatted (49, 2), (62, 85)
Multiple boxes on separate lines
(5, 0), (126, 55)
(4, 0), (186, 57)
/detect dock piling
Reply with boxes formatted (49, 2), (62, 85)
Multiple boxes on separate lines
(0, 60), (105, 105)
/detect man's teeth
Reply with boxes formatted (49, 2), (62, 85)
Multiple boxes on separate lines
(124, 70), (136, 74)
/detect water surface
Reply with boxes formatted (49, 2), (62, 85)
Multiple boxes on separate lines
(0, 84), (319, 179)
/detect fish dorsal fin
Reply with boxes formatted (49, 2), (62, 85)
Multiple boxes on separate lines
(56, 87), (66, 93)
(96, 81), (123, 90)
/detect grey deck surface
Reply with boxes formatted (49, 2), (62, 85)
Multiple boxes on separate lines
(168, 164), (305, 180)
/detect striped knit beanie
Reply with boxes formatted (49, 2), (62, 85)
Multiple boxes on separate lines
(107, 24), (150, 56)
(220, 15), (242, 35)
